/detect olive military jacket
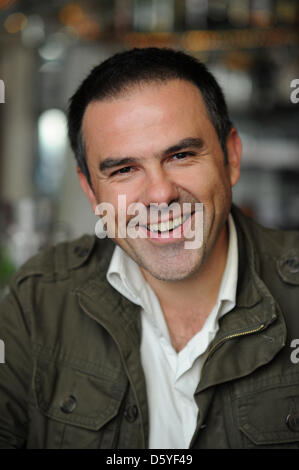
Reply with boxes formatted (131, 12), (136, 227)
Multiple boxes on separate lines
(1, 206), (299, 449)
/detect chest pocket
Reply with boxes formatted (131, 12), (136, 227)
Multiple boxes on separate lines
(28, 359), (128, 449)
(237, 380), (299, 449)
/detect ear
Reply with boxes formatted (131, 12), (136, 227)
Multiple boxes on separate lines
(77, 166), (98, 212)
(225, 128), (242, 187)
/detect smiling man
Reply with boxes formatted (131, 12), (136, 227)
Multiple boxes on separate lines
(1, 48), (299, 449)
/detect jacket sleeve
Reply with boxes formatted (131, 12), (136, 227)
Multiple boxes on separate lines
(0, 281), (32, 449)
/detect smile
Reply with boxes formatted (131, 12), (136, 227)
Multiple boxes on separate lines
(146, 213), (192, 233)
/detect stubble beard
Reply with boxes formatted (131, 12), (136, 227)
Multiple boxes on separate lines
(116, 225), (208, 282)
(116, 202), (229, 283)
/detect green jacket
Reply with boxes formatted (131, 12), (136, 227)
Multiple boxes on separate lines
(1, 206), (299, 449)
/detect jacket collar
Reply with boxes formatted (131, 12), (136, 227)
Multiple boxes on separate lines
(75, 238), (142, 356)
(195, 205), (287, 394)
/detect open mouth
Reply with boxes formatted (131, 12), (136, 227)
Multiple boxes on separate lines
(145, 212), (193, 234)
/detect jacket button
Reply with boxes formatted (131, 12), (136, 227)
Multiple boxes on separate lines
(124, 405), (138, 423)
(60, 395), (77, 414)
(286, 413), (299, 432)
(284, 257), (299, 274)
(74, 246), (89, 257)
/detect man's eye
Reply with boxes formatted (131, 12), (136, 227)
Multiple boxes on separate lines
(172, 152), (193, 160)
(111, 166), (132, 176)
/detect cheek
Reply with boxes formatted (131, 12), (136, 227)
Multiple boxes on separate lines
(186, 165), (230, 203)
(101, 179), (145, 211)
(96, 190), (140, 227)
(179, 165), (217, 195)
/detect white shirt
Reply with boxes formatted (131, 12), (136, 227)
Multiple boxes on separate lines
(107, 214), (238, 449)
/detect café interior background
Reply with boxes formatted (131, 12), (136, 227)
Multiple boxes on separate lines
(0, 0), (298, 295)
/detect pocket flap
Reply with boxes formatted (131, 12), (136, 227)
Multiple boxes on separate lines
(34, 360), (127, 431)
(238, 383), (299, 445)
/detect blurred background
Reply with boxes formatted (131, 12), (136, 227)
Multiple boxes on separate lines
(0, 0), (299, 295)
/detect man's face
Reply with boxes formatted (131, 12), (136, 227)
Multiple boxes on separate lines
(81, 79), (241, 281)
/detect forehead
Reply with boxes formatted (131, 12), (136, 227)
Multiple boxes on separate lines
(82, 79), (215, 156)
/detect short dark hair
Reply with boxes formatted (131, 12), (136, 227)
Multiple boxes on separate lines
(67, 47), (233, 187)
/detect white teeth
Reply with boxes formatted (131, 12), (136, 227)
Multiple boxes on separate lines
(147, 215), (185, 233)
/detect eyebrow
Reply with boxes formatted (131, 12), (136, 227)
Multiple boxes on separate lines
(99, 137), (204, 172)
(165, 137), (204, 155)
(99, 137), (204, 173)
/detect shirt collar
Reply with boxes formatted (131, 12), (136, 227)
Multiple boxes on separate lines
(107, 242), (145, 307)
(218, 213), (238, 309)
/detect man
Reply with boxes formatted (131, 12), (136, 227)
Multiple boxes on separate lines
(1, 47), (299, 449)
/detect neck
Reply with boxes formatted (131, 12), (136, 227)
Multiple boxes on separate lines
(141, 223), (229, 351)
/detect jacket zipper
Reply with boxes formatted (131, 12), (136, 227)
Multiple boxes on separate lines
(202, 323), (265, 372)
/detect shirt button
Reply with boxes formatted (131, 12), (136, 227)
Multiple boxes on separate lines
(60, 395), (77, 414)
(286, 413), (299, 432)
(124, 405), (138, 423)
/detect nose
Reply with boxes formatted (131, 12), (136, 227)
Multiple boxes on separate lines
(140, 165), (179, 207)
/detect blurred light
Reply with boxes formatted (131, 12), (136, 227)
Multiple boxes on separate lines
(58, 3), (100, 40)
(39, 109), (67, 154)
(37, 109), (68, 195)
(69, 18), (100, 40)
(4, 12), (27, 34)
(0, 0), (16, 10)
(124, 32), (177, 49)
(210, 64), (253, 111)
(21, 15), (45, 47)
(39, 40), (65, 61)
(59, 3), (85, 26)
(38, 32), (72, 61)
(181, 28), (297, 52)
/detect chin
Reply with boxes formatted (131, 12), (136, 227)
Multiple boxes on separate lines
(148, 270), (195, 282)
(139, 252), (204, 282)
